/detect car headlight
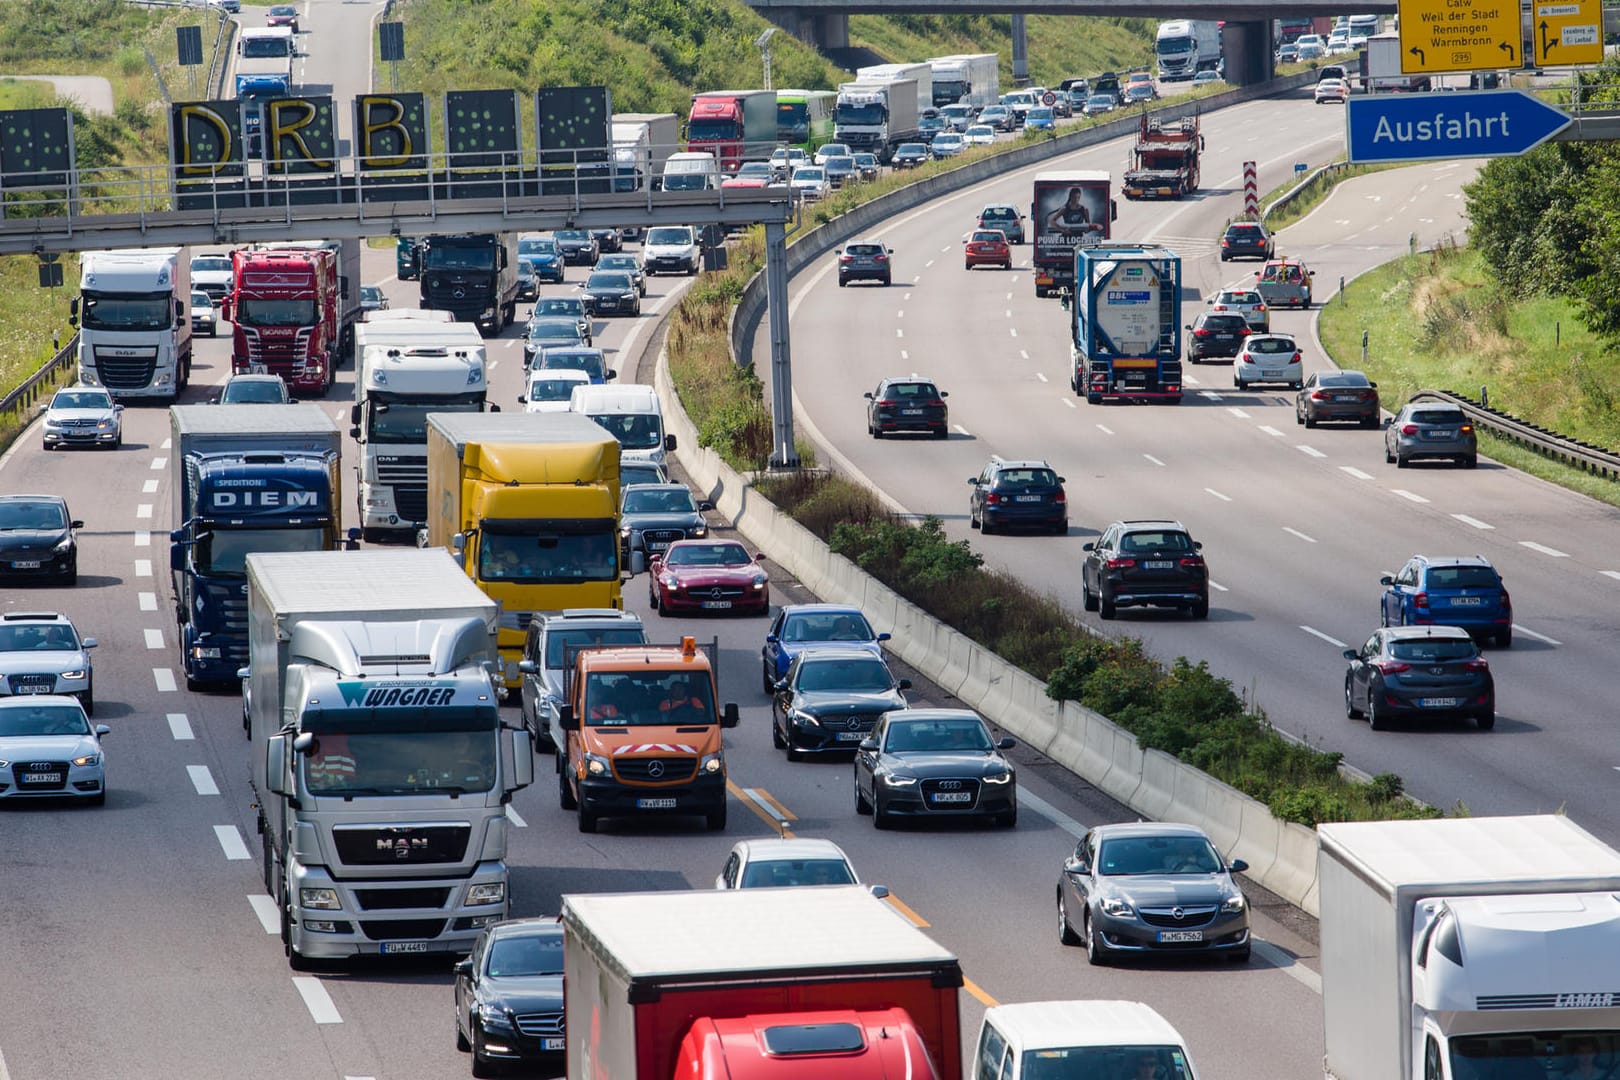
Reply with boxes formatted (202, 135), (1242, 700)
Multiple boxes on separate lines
(700, 751), (724, 774)
(789, 709), (821, 729)
(72, 752), (101, 767)
(97, 420), (115, 431)
(60, 668), (87, 680)
(751, 576), (767, 590)
(880, 771), (918, 787)
(620, 526), (632, 537)
(53, 538), (73, 554)
(622, 291), (636, 300)
(300, 888), (341, 910)
(661, 574), (679, 588)
(691, 525), (707, 538)
(983, 770), (1013, 785)
(43, 418), (62, 430)
(467, 882), (506, 907)
(476, 1003), (516, 1031)
(1222, 894), (1247, 914)
(1100, 896), (1134, 918)
(584, 753), (610, 777)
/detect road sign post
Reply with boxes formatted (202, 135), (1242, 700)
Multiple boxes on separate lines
(1398, 0), (1521, 73)
(1346, 89), (1571, 163)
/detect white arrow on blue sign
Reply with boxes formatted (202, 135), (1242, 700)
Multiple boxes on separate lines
(1346, 90), (1571, 164)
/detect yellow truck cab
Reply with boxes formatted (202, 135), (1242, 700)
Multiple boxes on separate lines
(557, 635), (739, 833)
(424, 412), (632, 690)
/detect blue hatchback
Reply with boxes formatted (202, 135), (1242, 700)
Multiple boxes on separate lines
(1380, 555), (1513, 647)
(761, 604), (890, 694)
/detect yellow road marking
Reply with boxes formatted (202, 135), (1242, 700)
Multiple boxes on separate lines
(963, 977), (998, 1007)
(727, 780), (795, 837)
(753, 787), (798, 821)
(884, 893), (930, 928)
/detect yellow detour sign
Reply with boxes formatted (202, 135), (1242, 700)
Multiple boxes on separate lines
(1531, 0), (1603, 65)
(1398, 0), (1522, 73)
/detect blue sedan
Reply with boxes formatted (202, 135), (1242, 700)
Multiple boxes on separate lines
(761, 604), (890, 693)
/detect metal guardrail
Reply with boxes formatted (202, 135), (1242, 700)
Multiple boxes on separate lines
(0, 334), (78, 428)
(1411, 388), (1620, 480)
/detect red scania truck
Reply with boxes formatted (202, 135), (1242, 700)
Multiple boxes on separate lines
(224, 247), (342, 396)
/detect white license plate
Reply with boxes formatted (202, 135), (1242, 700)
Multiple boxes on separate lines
(541, 1038), (565, 1051)
(22, 772), (62, 784)
(381, 941), (430, 954)
(637, 797), (678, 809)
(16, 685), (52, 694)
(1429, 430), (1456, 438)
(836, 731), (866, 741)
(10, 561), (41, 569)
(700, 600), (732, 609)
(1144, 560), (1174, 570)
(1158, 930), (1204, 943)
(932, 791), (973, 803)
(1262, 370), (1286, 378)
(1449, 597), (1483, 606)
(1334, 394), (1359, 402)
(1419, 697), (1463, 708)
(901, 408), (925, 416)
(1014, 495), (1042, 503)
(647, 542), (668, 552)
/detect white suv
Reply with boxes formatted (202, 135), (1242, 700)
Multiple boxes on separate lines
(518, 610), (646, 752)
(0, 612), (98, 715)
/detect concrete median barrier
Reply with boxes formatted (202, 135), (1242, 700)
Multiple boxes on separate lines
(1135, 749), (1180, 821)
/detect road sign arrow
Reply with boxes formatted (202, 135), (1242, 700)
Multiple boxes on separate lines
(1501, 40), (1517, 63)
(1410, 45), (1427, 66)
(1346, 88), (1572, 164)
(1541, 20), (1553, 58)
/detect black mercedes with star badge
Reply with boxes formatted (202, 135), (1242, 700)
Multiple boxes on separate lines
(771, 648), (911, 761)
(454, 917), (565, 1077)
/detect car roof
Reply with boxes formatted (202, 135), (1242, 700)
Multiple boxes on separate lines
(733, 837), (851, 862)
(0, 494), (68, 507)
(530, 368), (591, 381)
(1244, 334), (1296, 343)
(624, 483), (689, 495)
(543, 608), (642, 625)
(795, 646), (889, 663)
(1116, 519), (1188, 531)
(989, 458), (1053, 471)
(781, 603), (867, 618)
(1413, 554), (1496, 569)
(0, 693), (86, 710)
(486, 915), (563, 938)
(224, 373), (285, 385)
(1383, 625), (1475, 641)
(1091, 821), (1216, 842)
(886, 707), (982, 724)
(985, 1000), (1187, 1051)
(0, 612), (72, 624)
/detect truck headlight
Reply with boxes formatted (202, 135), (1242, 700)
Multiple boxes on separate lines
(700, 751), (724, 774)
(301, 888), (341, 910)
(1100, 897), (1134, 918)
(191, 647), (222, 660)
(1221, 894), (1247, 914)
(467, 882), (506, 907)
(584, 753), (610, 777)
(466, 367), (484, 386)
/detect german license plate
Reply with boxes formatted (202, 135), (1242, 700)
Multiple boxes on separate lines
(22, 772), (61, 784)
(1335, 394), (1358, 402)
(1158, 930), (1204, 943)
(1015, 495), (1041, 503)
(1263, 370), (1286, 379)
(637, 797), (677, 809)
(1419, 697), (1462, 708)
(932, 791), (972, 804)
(902, 408), (924, 416)
(1144, 560), (1174, 570)
(1450, 596), (1482, 606)
(541, 1038), (565, 1051)
(648, 542), (668, 552)
(380, 941), (430, 954)
(10, 561), (41, 569)
(837, 731), (866, 741)
(700, 600), (732, 609)
(1429, 429), (1455, 439)
(16, 684), (51, 694)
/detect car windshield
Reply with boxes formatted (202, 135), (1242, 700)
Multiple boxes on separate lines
(538, 350), (604, 377)
(897, 144), (926, 154)
(1389, 638), (1478, 661)
(192, 291), (213, 307)
(534, 299), (585, 319)
(1098, 835), (1223, 875)
(993, 468), (1058, 490)
(1319, 372), (1370, 387)
(51, 391), (113, 410)
(781, 611), (875, 643)
(623, 488), (695, 514)
(556, 230), (589, 242)
(221, 381), (287, 403)
(1247, 338), (1296, 354)
(740, 858), (857, 888)
(1221, 291), (1261, 305)
(485, 933), (563, 978)
(665, 542), (750, 567)
(1088, 95), (1113, 107)
(589, 412), (661, 449)
(587, 272), (632, 290)
(1227, 226), (1264, 238)
(884, 718), (992, 753)
(543, 626), (646, 669)
(0, 703), (90, 737)
(967, 126), (993, 137)
(530, 321), (584, 344)
(361, 286), (381, 301)
(192, 257), (230, 272)
(971, 231), (1005, 244)
(982, 208), (1016, 220)
(527, 377), (586, 402)
(796, 657), (893, 692)
(646, 228), (693, 246)
(0, 623), (79, 650)
(884, 382), (938, 398)
(582, 671), (713, 726)
(1020, 1046), (1193, 1080)
(1425, 566), (1501, 589)
(0, 502), (67, 530)
(795, 168), (825, 181)
(847, 244), (883, 256)
(1120, 531), (1193, 553)
(1411, 409), (1466, 425)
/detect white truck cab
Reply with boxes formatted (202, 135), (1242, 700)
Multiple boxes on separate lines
(972, 1000), (1199, 1080)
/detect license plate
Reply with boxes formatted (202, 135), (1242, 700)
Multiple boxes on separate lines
(836, 731), (866, 741)
(700, 600), (732, 609)
(16, 684), (52, 694)
(647, 542), (668, 552)
(901, 408), (924, 416)
(1429, 429), (1456, 439)
(637, 797), (678, 809)
(10, 560), (41, 569)
(1144, 560), (1174, 570)
(1158, 930), (1204, 943)
(22, 772), (62, 784)
(1450, 596), (1483, 606)
(381, 941), (430, 954)
(1262, 370), (1286, 379)
(1334, 394), (1359, 402)
(1419, 697), (1462, 708)
(1014, 495), (1042, 503)
(541, 1038), (565, 1051)
(932, 791), (973, 804)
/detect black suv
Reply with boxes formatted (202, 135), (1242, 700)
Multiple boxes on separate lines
(1186, 312), (1250, 361)
(1082, 519), (1208, 620)
(866, 378), (949, 439)
(1220, 222), (1275, 262)
(968, 458), (1067, 535)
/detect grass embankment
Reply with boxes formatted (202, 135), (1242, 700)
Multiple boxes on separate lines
(1319, 243), (1620, 507)
(1260, 160), (1399, 230)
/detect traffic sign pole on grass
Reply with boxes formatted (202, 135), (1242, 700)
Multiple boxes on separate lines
(1345, 89), (1571, 163)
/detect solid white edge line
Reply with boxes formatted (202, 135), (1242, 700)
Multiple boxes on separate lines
(291, 976), (344, 1025)
(213, 824), (250, 860)
(1603, 571), (1620, 582)
(1515, 626), (1562, 646)
(167, 713), (194, 740)
(1300, 625), (1349, 648)
(504, 804), (528, 827)
(248, 894), (279, 934)
(188, 764), (220, 796)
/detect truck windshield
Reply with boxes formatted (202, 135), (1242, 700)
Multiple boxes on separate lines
(81, 292), (172, 332)
(1018, 1046), (1192, 1080)
(301, 726), (498, 796)
(1158, 36), (1194, 54)
(424, 245), (495, 271)
(366, 393), (485, 444)
(661, 173), (710, 191)
(196, 526), (325, 574)
(835, 102), (886, 125)
(479, 528), (619, 584)
(1452, 1033), (1620, 1080)
(236, 298), (316, 327)
(686, 119), (741, 141)
(240, 37), (291, 58)
(934, 80), (968, 101)
(582, 670), (713, 726)
(587, 412), (661, 450)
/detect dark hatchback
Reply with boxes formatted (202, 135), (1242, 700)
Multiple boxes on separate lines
(854, 708), (1017, 828)
(891, 143), (930, 169)
(454, 917), (566, 1076)
(837, 241), (894, 286)
(968, 459), (1067, 535)
(1219, 221), (1275, 261)
(1344, 625), (1496, 730)
(1185, 312), (1250, 361)
(1297, 369), (1380, 427)
(771, 648), (911, 760)
(1082, 519), (1208, 620)
(1380, 554), (1512, 646)
(0, 495), (81, 586)
(866, 377), (948, 439)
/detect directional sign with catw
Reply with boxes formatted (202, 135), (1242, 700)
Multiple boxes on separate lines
(1533, 0), (1603, 65)
(1398, 0), (1521, 73)
(1346, 89), (1571, 163)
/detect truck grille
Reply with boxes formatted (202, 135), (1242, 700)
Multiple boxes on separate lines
(374, 462), (428, 523)
(14, 761), (69, 790)
(92, 347), (158, 390)
(614, 757), (696, 783)
(515, 1013), (564, 1037)
(1139, 906), (1218, 929)
(360, 918), (446, 940)
(354, 887), (452, 911)
(244, 327), (314, 372)
(394, 486), (428, 524)
(7, 674), (58, 693)
(332, 824), (471, 865)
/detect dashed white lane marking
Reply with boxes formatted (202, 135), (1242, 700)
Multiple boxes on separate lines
(952, 424), (972, 436)
(144, 628), (164, 649)
(1520, 541), (1569, 557)
(1259, 425), (1285, 438)
(1206, 488), (1231, 501)
(1298, 445), (1326, 458)
(332, 408), (346, 422)
(1095, 424), (1114, 435)
(248, 894), (279, 934)
(1283, 527), (1317, 543)
(188, 765), (219, 796)
(160, 438), (171, 450)
(1035, 372), (1048, 383)
(154, 668), (177, 693)
(1391, 489), (1429, 503)
(168, 713), (194, 740)
(896, 328), (904, 338)
(1516, 626), (1562, 646)
(135, 559), (152, 577)
(925, 259), (935, 268)
(504, 804), (528, 828)
(1208, 581), (1230, 592)
(1009, 327), (1017, 338)
(1020, 350), (1029, 360)
(1004, 308), (1012, 318)
(134, 531), (150, 547)
(900, 349), (909, 361)
(1199, 390), (1224, 402)
(1300, 625), (1349, 648)
(139, 592), (158, 611)
(291, 977), (344, 1025)
(1452, 514), (1494, 530)
(1005, 292), (1013, 301)
(1061, 398), (1076, 409)
(1603, 570), (1620, 582)
(940, 244), (952, 253)
(142, 479), (159, 494)
(897, 309), (904, 318)
(214, 825), (250, 860)
(1184, 373), (1200, 386)
(1227, 407), (1250, 418)
(151, 457), (166, 469)
(136, 504), (153, 519)
(1144, 454), (1165, 467)
(1340, 466), (1375, 480)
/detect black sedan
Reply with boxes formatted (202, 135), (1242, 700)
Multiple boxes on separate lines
(891, 143), (930, 169)
(772, 648), (911, 760)
(553, 229), (599, 265)
(578, 270), (642, 317)
(866, 377), (948, 439)
(620, 483), (711, 559)
(454, 917), (565, 1077)
(0, 494), (81, 586)
(522, 318), (590, 367)
(596, 253), (646, 296)
(1344, 625), (1495, 730)
(854, 708), (1017, 828)
(1185, 312), (1249, 362)
(1057, 822), (1251, 965)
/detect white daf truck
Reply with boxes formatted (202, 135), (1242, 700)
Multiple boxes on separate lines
(72, 248), (192, 400)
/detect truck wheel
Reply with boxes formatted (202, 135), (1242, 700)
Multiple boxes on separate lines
(706, 803), (727, 831)
(557, 766), (577, 810)
(1086, 393), (1103, 405)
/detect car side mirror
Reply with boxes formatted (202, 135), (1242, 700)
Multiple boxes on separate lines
(870, 885), (890, 900)
(1230, 859), (1249, 874)
(1193, 540), (1202, 551)
(558, 704), (579, 732)
(967, 477), (979, 485)
(721, 703), (740, 728)
(834, 248), (843, 256)
(1184, 324), (1192, 331)
(1343, 649), (1358, 661)
(1369, 382), (1378, 389)
(864, 392), (874, 399)
(1379, 575), (1394, 586)
(939, 391), (948, 398)
(1083, 542), (1095, 552)
(1057, 476), (1067, 483)
(698, 500), (714, 512)
(765, 634), (778, 644)
(81, 638), (98, 650)
(1383, 417), (1394, 428)
(774, 678), (788, 692)
(518, 659), (537, 675)
(94, 724), (111, 737)
(37, 401), (48, 414)
(515, 397), (527, 406)
(70, 520), (84, 530)
(897, 678), (912, 690)
(877, 632), (891, 642)
(454, 959), (472, 977)
(858, 737), (878, 752)
(664, 433), (677, 452)
(997, 737), (1016, 750)
(1064, 856), (1089, 875)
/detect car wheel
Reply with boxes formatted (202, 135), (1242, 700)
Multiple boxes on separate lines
(456, 1018), (471, 1053)
(968, 506), (979, 529)
(882, 274), (892, 286)
(577, 805), (598, 833)
(1058, 891), (1082, 945)
(1345, 676), (1363, 719)
(471, 1040), (498, 1079)
(1082, 576), (1099, 612)
(999, 806), (1017, 828)
(871, 425), (883, 439)
(80, 683), (94, 717)
(855, 774), (872, 815)
(1396, 454), (1409, 469)
(1303, 413), (1316, 428)
(873, 792), (893, 830)
(1084, 913), (1111, 966)
(1099, 593), (1117, 620)
(1476, 709), (1496, 731)
(1228, 945), (1252, 963)
(933, 426), (949, 440)
(771, 711), (786, 749)
(1003, 261), (1012, 270)
(1496, 627), (1513, 648)
(558, 764), (577, 810)
(964, 262), (973, 271)
(88, 789), (106, 807)
(1464, 455), (1478, 468)
(981, 516), (996, 536)
(763, 663), (777, 695)
(1190, 597), (1209, 620)
(838, 278), (847, 288)
(1385, 442), (1397, 464)
(1362, 415), (1380, 430)
(1367, 694), (1387, 731)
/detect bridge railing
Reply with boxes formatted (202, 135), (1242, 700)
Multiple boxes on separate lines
(1409, 388), (1620, 480)
(0, 334), (78, 434)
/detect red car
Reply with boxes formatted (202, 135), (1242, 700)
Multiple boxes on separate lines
(265, 4), (300, 31)
(964, 229), (1012, 270)
(649, 539), (770, 616)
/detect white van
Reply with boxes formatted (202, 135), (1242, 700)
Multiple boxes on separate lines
(971, 1000), (1200, 1080)
(661, 150), (720, 192)
(569, 383), (676, 464)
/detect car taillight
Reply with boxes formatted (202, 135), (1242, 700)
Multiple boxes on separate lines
(877, 399), (897, 407)
(1460, 423), (1473, 433)
(1106, 557), (1135, 570)
(1401, 424), (1419, 435)
(1375, 661), (1412, 675)
(839, 254), (853, 263)
(985, 492), (1002, 505)
(1311, 390), (1331, 400)
(1053, 491), (1066, 504)
(874, 254), (888, 262)
(1257, 303), (1268, 311)
(1464, 658), (1490, 672)
(1290, 352), (1301, 364)
(1500, 591), (1512, 611)
(1194, 328), (1211, 337)
(925, 399), (944, 408)
(1212, 304), (1227, 311)
(1414, 592), (1429, 611)
(1179, 555), (1204, 568)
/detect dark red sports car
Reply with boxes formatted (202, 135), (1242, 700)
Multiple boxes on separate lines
(649, 540), (770, 616)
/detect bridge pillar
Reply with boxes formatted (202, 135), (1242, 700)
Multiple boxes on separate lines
(1011, 15), (1030, 85)
(1221, 21), (1276, 87)
(768, 9), (848, 50)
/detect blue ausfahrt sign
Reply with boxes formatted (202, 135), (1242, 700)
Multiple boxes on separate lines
(1346, 90), (1571, 164)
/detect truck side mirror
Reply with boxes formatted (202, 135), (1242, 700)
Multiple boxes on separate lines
(265, 734), (291, 797)
(349, 404), (360, 425)
(345, 528), (361, 550)
(558, 703), (579, 732)
(349, 425), (361, 439)
(1111, 199), (1119, 221)
(720, 702), (740, 728)
(174, 297), (185, 322)
(69, 296), (79, 324)
(510, 728), (534, 790)
(518, 659), (537, 675)
(664, 433), (677, 452)
(170, 544), (185, 572)
(450, 533), (466, 553)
